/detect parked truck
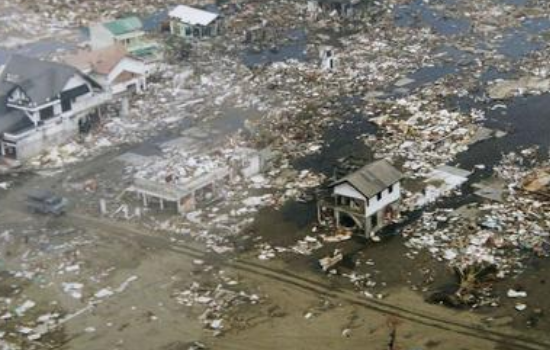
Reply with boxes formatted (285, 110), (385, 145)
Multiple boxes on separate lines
(26, 190), (68, 216)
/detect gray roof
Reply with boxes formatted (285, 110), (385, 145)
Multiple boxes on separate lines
(332, 159), (403, 199)
(0, 54), (98, 107)
(0, 109), (31, 135)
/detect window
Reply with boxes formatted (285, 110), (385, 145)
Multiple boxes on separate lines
(61, 98), (72, 112)
(39, 106), (54, 120)
(388, 184), (394, 193)
(376, 192), (382, 201)
(371, 214), (378, 228)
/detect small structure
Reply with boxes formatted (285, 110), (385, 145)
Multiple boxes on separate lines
(169, 5), (223, 40)
(318, 159), (403, 238)
(89, 17), (162, 65)
(320, 46), (337, 71)
(308, 0), (364, 19)
(64, 45), (148, 96)
(90, 17), (145, 51)
(129, 146), (272, 215)
(133, 166), (232, 214)
(231, 147), (273, 178)
(0, 55), (111, 160)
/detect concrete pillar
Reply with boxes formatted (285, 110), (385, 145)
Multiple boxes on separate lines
(142, 193), (148, 207)
(176, 199), (182, 215)
(99, 199), (107, 215)
(120, 96), (130, 117)
(122, 205), (129, 220)
(159, 199), (164, 210)
(335, 210), (340, 228)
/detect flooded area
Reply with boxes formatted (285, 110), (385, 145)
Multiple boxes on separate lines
(2, 0), (550, 349)
(242, 29), (309, 67)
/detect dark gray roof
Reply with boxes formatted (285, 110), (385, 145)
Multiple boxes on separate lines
(0, 109), (31, 135)
(332, 159), (403, 199)
(0, 54), (98, 107)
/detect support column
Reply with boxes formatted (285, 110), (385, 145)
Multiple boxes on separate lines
(120, 96), (130, 117)
(142, 193), (148, 207)
(159, 199), (164, 210)
(176, 198), (182, 215)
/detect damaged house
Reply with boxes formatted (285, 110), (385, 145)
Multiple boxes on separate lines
(0, 55), (111, 161)
(63, 45), (149, 96)
(129, 146), (271, 215)
(169, 5), (223, 40)
(318, 159), (403, 238)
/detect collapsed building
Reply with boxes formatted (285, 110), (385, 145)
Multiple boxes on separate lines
(129, 146), (272, 215)
(308, 0), (366, 19)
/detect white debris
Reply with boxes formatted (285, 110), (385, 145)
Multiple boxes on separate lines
(507, 289), (527, 298)
(94, 288), (114, 299)
(15, 300), (36, 316)
(62, 282), (84, 299)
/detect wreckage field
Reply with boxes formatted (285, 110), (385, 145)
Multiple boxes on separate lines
(2, 0), (550, 349)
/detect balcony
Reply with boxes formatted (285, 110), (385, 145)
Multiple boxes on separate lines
(3, 92), (112, 142)
(62, 92), (112, 117)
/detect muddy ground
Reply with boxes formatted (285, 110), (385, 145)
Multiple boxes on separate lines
(3, 0), (550, 349)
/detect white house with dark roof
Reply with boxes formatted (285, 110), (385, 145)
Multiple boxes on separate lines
(318, 159), (404, 238)
(0, 55), (111, 161)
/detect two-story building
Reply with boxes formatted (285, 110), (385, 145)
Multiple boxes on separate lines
(168, 5), (223, 40)
(63, 45), (148, 96)
(318, 159), (404, 238)
(89, 17), (162, 67)
(0, 55), (111, 160)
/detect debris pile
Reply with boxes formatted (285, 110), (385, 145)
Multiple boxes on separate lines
(404, 150), (550, 277)
(173, 270), (261, 335)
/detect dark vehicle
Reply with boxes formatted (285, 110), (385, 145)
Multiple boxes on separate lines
(26, 190), (68, 216)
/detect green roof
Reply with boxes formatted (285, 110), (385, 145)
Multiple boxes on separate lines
(104, 17), (143, 36)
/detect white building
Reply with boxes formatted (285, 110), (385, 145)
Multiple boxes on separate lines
(169, 5), (222, 39)
(0, 55), (111, 160)
(318, 159), (404, 238)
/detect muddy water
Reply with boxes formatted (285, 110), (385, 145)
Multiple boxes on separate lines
(292, 111), (377, 176)
(454, 94), (550, 171)
(242, 28), (308, 68)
